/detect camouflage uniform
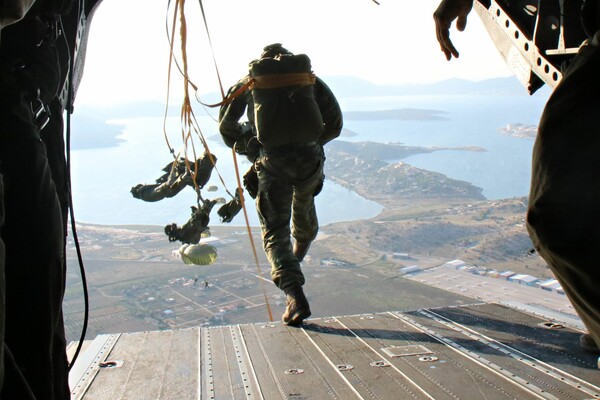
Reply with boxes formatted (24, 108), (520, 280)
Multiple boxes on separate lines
(131, 154), (217, 202)
(0, 9), (70, 398)
(219, 68), (342, 292)
(0, 0), (102, 397)
(527, 8), (600, 349)
(255, 143), (325, 290)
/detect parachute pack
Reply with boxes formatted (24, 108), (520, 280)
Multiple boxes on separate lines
(249, 53), (324, 147)
(178, 243), (218, 266)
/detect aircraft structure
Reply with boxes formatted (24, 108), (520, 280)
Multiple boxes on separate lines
(65, 1), (599, 398)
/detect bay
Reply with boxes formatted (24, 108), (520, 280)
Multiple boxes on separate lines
(339, 93), (549, 199)
(69, 116), (383, 226)
(70, 93), (550, 226)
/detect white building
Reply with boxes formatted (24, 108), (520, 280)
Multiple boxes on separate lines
(538, 279), (563, 293)
(399, 265), (419, 275)
(444, 259), (466, 269)
(508, 274), (540, 286)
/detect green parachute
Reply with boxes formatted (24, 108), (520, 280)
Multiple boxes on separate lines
(179, 243), (218, 266)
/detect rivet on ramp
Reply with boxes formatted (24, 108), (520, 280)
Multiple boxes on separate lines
(370, 360), (390, 367)
(284, 369), (305, 375)
(337, 364), (354, 371)
(98, 360), (123, 369)
(539, 321), (564, 329)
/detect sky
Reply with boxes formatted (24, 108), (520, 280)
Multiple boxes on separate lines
(74, 0), (513, 107)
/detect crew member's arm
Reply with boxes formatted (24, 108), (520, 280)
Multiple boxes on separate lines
(433, 0), (474, 60)
(218, 78), (249, 149)
(1, 0), (36, 29)
(0, 0), (36, 44)
(314, 78), (343, 146)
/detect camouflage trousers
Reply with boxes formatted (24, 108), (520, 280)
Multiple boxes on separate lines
(527, 32), (600, 347)
(0, 47), (70, 399)
(255, 143), (325, 291)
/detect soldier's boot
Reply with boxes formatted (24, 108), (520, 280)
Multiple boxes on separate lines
(282, 285), (311, 326)
(580, 333), (600, 354)
(293, 240), (311, 262)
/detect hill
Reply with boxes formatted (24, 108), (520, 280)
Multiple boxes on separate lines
(63, 137), (550, 342)
(69, 76), (540, 150)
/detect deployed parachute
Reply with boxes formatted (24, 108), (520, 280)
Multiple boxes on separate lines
(179, 243), (218, 266)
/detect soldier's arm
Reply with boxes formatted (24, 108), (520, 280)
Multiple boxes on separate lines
(218, 78), (249, 148)
(315, 78), (343, 146)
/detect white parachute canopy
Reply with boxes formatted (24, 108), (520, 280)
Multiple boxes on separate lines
(178, 243), (218, 265)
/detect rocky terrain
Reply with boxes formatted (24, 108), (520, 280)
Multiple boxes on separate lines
(63, 139), (551, 341)
(326, 141), (486, 201)
(321, 140), (549, 279)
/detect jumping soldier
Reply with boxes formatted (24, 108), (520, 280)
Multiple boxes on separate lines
(218, 43), (343, 326)
(130, 153), (217, 202)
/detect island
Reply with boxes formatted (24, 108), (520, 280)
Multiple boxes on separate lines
(498, 123), (538, 139)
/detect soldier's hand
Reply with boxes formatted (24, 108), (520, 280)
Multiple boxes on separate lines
(233, 139), (248, 155)
(433, 0), (474, 60)
(245, 136), (260, 161)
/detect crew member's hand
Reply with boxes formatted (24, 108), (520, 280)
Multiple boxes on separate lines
(433, 0), (474, 60)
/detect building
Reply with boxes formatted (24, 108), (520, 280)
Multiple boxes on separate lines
(538, 279), (563, 293)
(399, 265), (419, 275)
(321, 258), (352, 267)
(499, 271), (516, 280)
(393, 252), (410, 259)
(508, 274), (540, 286)
(444, 260), (466, 269)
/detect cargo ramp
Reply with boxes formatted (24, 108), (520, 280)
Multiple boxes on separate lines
(69, 302), (599, 399)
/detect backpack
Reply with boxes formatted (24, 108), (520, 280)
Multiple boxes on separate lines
(249, 54), (324, 148)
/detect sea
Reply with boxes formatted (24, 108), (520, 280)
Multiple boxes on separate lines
(69, 93), (550, 227)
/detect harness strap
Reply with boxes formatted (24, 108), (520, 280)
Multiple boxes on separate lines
(251, 72), (316, 89)
(201, 72), (316, 109)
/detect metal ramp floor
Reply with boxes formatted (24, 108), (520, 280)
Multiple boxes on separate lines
(70, 303), (600, 399)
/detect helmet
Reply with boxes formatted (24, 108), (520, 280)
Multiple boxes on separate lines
(260, 43), (292, 59)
